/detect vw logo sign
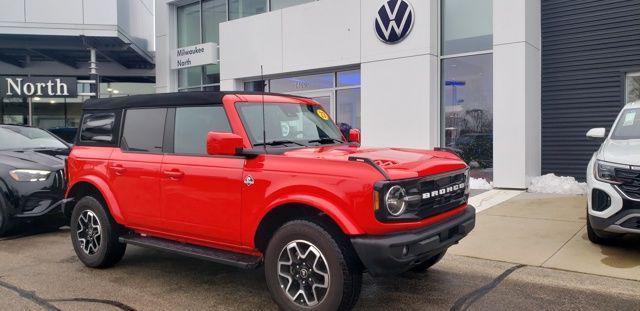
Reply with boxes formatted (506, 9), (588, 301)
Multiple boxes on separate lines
(375, 0), (415, 44)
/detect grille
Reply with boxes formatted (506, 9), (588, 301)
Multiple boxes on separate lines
(412, 172), (468, 219)
(53, 169), (66, 191)
(615, 168), (640, 200)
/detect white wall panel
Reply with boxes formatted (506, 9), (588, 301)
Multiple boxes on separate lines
(117, 0), (155, 52)
(83, 0), (117, 25)
(0, 0), (25, 22)
(220, 11), (283, 79)
(25, 0), (83, 24)
(281, 0), (360, 72)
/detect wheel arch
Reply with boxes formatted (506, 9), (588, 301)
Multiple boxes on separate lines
(65, 177), (124, 223)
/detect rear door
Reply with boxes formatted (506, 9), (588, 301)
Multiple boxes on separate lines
(161, 106), (245, 245)
(109, 108), (167, 231)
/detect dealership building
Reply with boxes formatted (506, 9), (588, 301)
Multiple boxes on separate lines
(0, 0), (156, 135)
(154, 0), (640, 189)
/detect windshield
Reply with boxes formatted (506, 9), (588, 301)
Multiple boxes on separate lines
(236, 103), (345, 147)
(0, 126), (68, 150)
(611, 108), (640, 140)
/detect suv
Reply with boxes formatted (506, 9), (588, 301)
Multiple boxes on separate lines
(586, 101), (640, 244)
(65, 92), (475, 310)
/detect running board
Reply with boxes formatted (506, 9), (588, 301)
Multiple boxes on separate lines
(119, 235), (262, 269)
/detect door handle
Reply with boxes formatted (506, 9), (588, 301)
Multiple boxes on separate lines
(163, 169), (185, 180)
(110, 164), (126, 176)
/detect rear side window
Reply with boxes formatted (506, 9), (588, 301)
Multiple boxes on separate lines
(80, 113), (116, 144)
(174, 106), (232, 155)
(122, 108), (167, 153)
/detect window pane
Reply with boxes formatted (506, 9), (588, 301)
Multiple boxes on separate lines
(626, 73), (640, 103)
(204, 64), (220, 85)
(80, 113), (116, 143)
(177, 3), (201, 48)
(33, 99), (65, 130)
(271, 0), (315, 10)
(229, 0), (267, 20)
(2, 98), (28, 125)
(270, 73), (334, 93)
(244, 80), (266, 91)
(442, 54), (493, 180)
(337, 70), (361, 87)
(203, 0), (227, 44)
(179, 67), (203, 88)
(442, 0), (492, 55)
(336, 88), (361, 135)
(122, 109), (166, 153)
(174, 106), (232, 155)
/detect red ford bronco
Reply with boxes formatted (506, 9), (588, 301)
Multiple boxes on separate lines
(65, 92), (475, 310)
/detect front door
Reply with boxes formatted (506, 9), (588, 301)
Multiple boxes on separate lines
(160, 106), (244, 246)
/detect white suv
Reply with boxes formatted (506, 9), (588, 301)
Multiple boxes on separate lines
(586, 101), (640, 244)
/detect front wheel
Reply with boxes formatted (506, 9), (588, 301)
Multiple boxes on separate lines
(70, 196), (126, 268)
(0, 204), (13, 237)
(265, 220), (362, 311)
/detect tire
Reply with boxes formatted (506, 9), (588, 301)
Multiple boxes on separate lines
(0, 195), (14, 237)
(264, 220), (362, 311)
(587, 215), (621, 246)
(408, 250), (446, 273)
(70, 196), (126, 268)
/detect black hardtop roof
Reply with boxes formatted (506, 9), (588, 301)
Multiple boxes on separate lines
(82, 91), (308, 111)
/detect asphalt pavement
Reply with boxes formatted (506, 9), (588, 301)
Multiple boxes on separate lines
(0, 227), (639, 311)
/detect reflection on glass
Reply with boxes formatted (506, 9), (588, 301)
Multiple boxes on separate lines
(338, 70), (361, 87)
(626, 73), (640, 103)
(311, 96), (332, 117)
(337, 88), (361, 134)
(33, 99), (65, 130)
(229, 0), (267, 20)
(271, 0), (315, 10)
(179, 67), (203, 89)
(442, 54), (493, 180)
(442, 0), (492, 55)
(270, 73), (334, 93)
(177, 3), (201, 48)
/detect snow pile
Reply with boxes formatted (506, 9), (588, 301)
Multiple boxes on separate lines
(528, 174), (586, 195)
(470, 177), (493, 190)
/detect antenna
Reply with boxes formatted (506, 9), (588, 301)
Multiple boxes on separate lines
(261, 65), (267, 153)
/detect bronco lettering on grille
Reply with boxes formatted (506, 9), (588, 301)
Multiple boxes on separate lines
(422, 183), (466, 199)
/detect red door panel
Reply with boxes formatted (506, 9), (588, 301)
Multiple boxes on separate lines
(109, 149), (164, 230)
(161, 155), (244, 245)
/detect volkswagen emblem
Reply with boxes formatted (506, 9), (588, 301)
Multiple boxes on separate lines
(375, 0), (415, 44)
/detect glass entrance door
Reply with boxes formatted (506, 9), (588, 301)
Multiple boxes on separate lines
(290, 90), (336, 120)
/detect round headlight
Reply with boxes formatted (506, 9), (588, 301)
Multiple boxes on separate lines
(385, 185), (407, 216)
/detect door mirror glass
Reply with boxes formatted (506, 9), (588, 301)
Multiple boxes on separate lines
(206, 132), (244, 156)
(349, 129), (361, 144)
(586, 128), (606, 140)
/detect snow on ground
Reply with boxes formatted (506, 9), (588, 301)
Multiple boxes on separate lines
(528, 174), (586, 195)
(470, 177), (493, 190)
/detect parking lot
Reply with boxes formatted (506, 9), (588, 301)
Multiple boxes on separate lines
(1, 193), (639, 311)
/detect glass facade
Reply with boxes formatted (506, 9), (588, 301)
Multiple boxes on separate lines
(626, 72), (640, 103)
(441, 0), (493, 180)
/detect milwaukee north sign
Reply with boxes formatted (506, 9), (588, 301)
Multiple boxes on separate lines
(1, 77), (77, 98)
(171, 42), (218, 70)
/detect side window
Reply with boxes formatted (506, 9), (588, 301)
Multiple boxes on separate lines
(174, 106), (232, 155)
(122, 108), (167, 153)
(80, 112), (116, 143)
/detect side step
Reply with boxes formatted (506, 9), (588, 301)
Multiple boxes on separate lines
(119, 235), (262, 269)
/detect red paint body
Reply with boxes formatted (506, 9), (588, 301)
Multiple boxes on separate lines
(66, 94), (469, 256)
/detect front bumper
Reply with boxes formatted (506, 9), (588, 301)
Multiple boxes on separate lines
(351, 206), (476, 276)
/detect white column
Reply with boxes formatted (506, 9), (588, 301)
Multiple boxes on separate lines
(492, 0), (541, 189)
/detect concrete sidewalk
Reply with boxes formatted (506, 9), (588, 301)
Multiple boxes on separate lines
(451, 192), (640, 281)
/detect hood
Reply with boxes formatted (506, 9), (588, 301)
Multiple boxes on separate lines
(599, 139), (640, 165)
(282, 145), (468, 180)
(0, 148), (69, 171)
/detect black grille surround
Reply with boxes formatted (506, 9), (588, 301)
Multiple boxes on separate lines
(374, 169), (469, 223)
(615, 168), (640, 201)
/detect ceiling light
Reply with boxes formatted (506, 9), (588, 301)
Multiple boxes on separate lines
(50, 100), (56, 104)
(112, 90), (120, 94)
(33, 97), (41, 101)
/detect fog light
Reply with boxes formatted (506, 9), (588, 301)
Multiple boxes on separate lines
(402, 246), (409, 257)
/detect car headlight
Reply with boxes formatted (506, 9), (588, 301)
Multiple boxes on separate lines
(384, 185), (407, 216)
(595, 160), (628, 185)
(9, 169), (52, 182)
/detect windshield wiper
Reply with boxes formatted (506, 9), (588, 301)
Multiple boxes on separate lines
(254, 140), (309, 147)
(308, 138), (346, 145)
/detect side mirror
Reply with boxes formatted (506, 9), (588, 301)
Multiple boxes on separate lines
(206, 132), (244, 156)
(349, 129), (361, 144)
(586, 128), (606, 140)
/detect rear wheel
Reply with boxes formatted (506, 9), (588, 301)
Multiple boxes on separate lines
(587, 215), (622, 245)
(265, 220), (362, 311)
(408, 250), (446, 273)
(70, 196), (126, 268)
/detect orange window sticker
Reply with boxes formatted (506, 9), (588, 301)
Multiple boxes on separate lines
(317, 109), (330, 120)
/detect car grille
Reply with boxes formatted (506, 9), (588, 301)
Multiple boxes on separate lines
(411, 172), (468, 219)
(615, 168), (640, 200)
(53, 169), (66, 191)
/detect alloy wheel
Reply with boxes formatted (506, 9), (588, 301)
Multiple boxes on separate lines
(277, 240), (330, 307)
(76, 210), (102, 255)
